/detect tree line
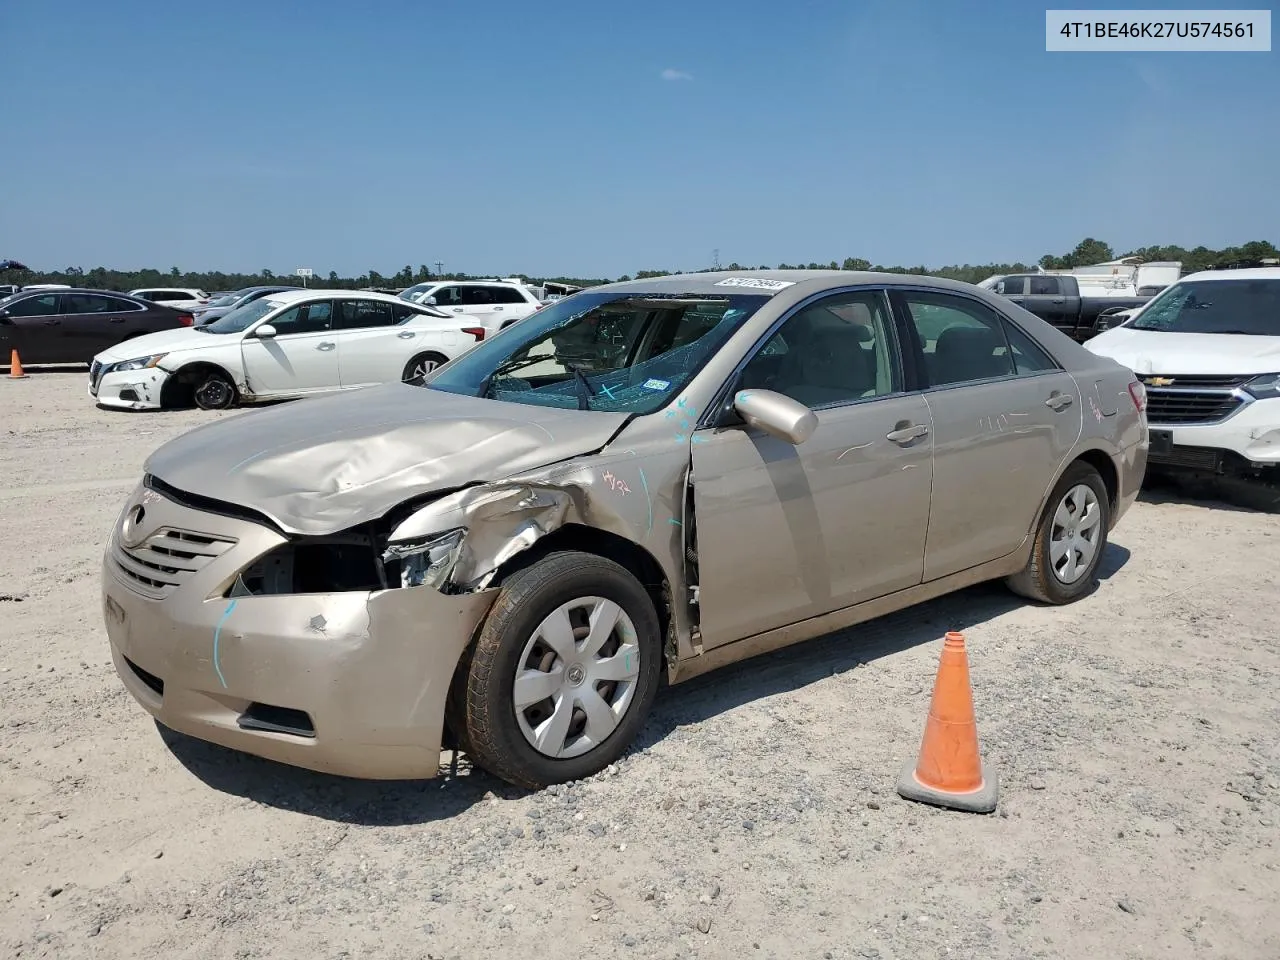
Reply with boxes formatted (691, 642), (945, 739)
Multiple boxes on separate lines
(3, 239), (1275, 294)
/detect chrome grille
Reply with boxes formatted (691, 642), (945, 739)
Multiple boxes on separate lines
(111, 527), (236, 598)
(1142, 375), (1249, 426)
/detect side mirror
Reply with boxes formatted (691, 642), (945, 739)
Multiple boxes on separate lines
(424, 296), (437, 306)
(733, 389), (817, 445)
(255, 324), (277, 339)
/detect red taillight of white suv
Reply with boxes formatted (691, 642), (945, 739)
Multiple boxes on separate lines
(1127, 379), (1146, 413)
(461, 326), (486, 342)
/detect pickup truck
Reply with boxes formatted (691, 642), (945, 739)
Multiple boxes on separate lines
(991, 274), (1154, 342)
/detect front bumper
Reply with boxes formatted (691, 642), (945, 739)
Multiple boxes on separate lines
(1149, 396), (1280, 472)
(91, 366), (169, 410)
(102, 482), (497, 779)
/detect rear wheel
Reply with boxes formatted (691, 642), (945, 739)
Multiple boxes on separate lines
(402, 352), (448, 382)
(1006, 460), (1110, 604)
(451, 551), (663, 789)
(191, 369), (237, 410)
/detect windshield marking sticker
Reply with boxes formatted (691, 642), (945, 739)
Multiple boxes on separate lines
(713, 277), (797, 291)
(642, 378), (670, 391)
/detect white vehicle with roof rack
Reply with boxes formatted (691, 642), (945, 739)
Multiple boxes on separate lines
(1085, 266), (1280, 480)
(397, 278), (543, 333)
(89, 290), (485, 411)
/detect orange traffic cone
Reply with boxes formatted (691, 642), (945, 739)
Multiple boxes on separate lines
(8, 349), (27, 379)
(896, 631), (999, 813)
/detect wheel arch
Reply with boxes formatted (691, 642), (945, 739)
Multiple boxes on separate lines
(1028, 446), (1120, 540)
(160, 360), (241, 409)
(489, 523), (675, 671)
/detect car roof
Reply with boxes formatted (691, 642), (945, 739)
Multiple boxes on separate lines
(11, 287), (147, 299)
(262, 288), (428, 306)
(1180, 267), (1280, 282)
(599, 269), (987, 298)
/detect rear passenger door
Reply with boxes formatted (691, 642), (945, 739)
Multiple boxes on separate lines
(60, 293), (141, 359)
(335, 299), (451, 388)
(892, 288), (1082, 581)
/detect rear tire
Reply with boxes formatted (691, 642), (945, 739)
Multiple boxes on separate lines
(1006, 460), (1111, 604)
(191, 369), (237, 410)
(451, 551), (662, 789)
(402, 352), (449, 382)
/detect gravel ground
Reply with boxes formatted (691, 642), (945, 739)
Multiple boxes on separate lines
(3, 372), (1279, 960)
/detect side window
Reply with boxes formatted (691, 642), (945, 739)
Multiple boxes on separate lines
(996, 277), (1025, 296)
(335, 299), (396, 330)
(63, 294), (116, 314)
(6, 294), (61, 317)
(165, 291), (194, 301)
(105, 296), (144, 312)
(456, 286), (493, 306)
(430, 286), (458, 306)
(1029, 276), (1059, 296)
(901, 292), (1015, 387)
(392, 303), (424, 324)
(739, 290), (899, 408)
(268, 300), (333, 335)
(1002, 319), (1058, 374)
(492, 286), (528, 304)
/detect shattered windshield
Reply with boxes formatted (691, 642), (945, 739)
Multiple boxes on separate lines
(1127, 279), (1280, 335)
(424, 291), (767, 413)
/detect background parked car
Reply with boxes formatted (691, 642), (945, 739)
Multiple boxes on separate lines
(0, 288), (193, 365)
(989, 273), (1158, 342)
(90, 289), (486, 410)
(191, 285), (298, 326)
(129, 287), (211, 310)
(398, 279), (542, 333)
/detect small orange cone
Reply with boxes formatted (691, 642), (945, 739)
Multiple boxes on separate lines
(8, 349), (27, 379)
(896, 631), (999, 813)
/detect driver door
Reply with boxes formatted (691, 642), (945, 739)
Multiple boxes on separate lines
(240, 299), (339, 395)
(689, 289), (935, 649)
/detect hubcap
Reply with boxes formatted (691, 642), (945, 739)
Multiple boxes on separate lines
(513, 596), (640, 760)
(1049, 483), (1102, 585)
(407, 358), (440, 380)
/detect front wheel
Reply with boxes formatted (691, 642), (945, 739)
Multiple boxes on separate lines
(402, 352), (448, 383)
(451, 551), (663, 789)
(192, 370), (237, 410)
(1006, 460), (1111, 604)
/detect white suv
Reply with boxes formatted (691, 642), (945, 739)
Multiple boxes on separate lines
(398, 280), (541, 334)
(1085, 267), (1280, 480)
(130, 287), (212, 310)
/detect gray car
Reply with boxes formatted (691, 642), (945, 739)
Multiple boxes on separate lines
(192, 285), (298, 326)
(101, 271), (1148, 788)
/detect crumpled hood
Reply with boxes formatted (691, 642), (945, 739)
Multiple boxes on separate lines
(144, 383), (630, 535)
(1086, 326), (1280, 376)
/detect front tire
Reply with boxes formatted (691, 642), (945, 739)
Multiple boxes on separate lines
(453, 551), (663, 789)
(191, 369), (237, 410)
(1006, 460), (1111, 604)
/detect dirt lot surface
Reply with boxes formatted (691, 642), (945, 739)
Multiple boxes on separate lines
(3, 372), (1279, 960)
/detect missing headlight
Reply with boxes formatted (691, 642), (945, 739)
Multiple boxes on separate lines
(382, 529), (465, 589)
(230, 530), (390, 596)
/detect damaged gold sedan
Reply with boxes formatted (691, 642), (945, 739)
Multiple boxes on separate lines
(102, 271), (1149, 788)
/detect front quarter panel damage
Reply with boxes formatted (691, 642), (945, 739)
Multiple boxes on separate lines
(384, 445), (698, 667)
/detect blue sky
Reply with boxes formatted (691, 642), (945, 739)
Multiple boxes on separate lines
(4, 0), (1277, 278)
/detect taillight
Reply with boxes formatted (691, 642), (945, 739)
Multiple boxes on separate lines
(461, 326), (486, 341)
(1127, 379), (1146, 412)
(178, 313), (194, 326)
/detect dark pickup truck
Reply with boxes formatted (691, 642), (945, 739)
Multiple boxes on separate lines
(992, 274), (1155, 342)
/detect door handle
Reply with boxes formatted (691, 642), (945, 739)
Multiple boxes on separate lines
(108, 317), (125, 323)
(397, 330), (415, 339)
(1051, 298), (1065, 304)
(317, 341), (336, 351)
(452, 307), (464, 312)
(886, 422), (929, 443)
(44, 319), (61, 325)
(1045, 392), (1073, 410)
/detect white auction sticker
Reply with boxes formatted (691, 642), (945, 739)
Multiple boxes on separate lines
(1046, 10), (1271, 51)
(713, 277), (797, 290)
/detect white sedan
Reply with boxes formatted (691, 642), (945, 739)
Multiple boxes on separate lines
(89, 290), (486, 411)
